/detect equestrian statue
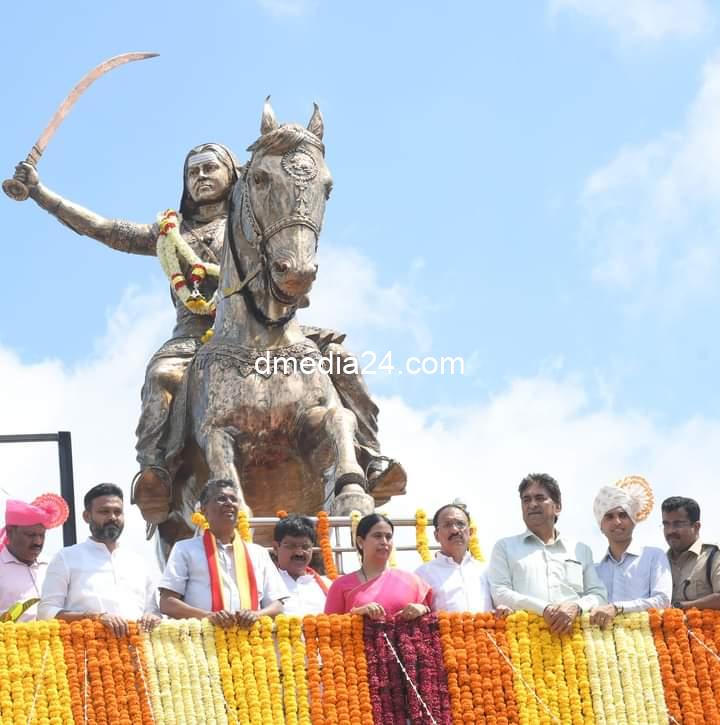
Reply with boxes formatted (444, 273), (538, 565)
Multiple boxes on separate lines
(8, 78), (407, 557)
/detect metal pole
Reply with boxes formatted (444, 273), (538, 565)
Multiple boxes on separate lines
(57, 431), (77, 546)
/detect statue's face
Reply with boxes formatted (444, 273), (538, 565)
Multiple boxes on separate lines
(185, 152), (232, 205)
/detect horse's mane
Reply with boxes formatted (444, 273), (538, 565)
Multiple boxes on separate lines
(246, 124), (325, 157)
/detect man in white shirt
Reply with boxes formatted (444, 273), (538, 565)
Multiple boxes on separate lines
(159, 479), (288, 628)
(488, 473), (607, 635)
(272, 515), (329, 616)
(415, 503), (501, 614)
(38, 483), (160, 637)
(589, 479), (671, 628)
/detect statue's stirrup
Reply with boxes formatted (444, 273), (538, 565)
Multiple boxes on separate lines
(365, 455), (395, 479)
(130, 465), (171, 504)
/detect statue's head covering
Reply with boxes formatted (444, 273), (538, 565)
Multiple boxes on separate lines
(0, 493), (69, 550)
(179, 143), (242, 217)
(593, 475), (654, 527)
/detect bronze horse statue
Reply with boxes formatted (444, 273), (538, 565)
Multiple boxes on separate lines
(157, 102), (375, 558)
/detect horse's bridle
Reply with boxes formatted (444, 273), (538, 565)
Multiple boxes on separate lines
(225, 143), (323, 328)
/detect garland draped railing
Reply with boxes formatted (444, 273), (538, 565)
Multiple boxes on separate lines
(3, 610), (720, 724)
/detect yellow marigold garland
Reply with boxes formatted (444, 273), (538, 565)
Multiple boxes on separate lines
(415, 509), (432, 563)
(276, 616), (299, 725)
(191, 508), (252, 541)
(0, 620), (74, 725)
(290, 617), (312, 725)
(468, 516), (485, 561)
(237, 509), (252, 542)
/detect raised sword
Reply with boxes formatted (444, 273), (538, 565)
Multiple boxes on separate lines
(3, 51), (159, 201)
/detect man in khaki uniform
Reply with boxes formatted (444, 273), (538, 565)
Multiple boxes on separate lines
(662, 496), (720, 610)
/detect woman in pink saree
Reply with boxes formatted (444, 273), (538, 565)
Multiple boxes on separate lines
(324, 514), (431, 620)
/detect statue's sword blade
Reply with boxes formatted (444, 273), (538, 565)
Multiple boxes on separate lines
(30, 51), (159, 164)
(3, 51), (159, 201)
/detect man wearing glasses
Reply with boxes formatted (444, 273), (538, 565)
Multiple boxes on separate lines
(416, 502), (503, 614)
(662, 496), (720, 610)
(272, 515), (329, 616)
(488, 473), (607, 635)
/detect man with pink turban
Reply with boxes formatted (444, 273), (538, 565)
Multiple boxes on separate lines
(0, 494), (69, 622)
(589, 476), (671, 629)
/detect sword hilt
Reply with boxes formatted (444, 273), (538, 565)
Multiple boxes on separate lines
(3, 155), (37, 202)
(2, 178), (29, 202)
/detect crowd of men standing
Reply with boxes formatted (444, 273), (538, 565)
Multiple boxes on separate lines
(0, 473), (718, 633)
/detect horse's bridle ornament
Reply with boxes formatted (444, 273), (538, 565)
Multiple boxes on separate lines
(226, 136), (325, 328)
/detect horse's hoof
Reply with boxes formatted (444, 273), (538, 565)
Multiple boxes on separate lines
(368, 460), (407, 503)
(131, 467), (171, 524)
(332, 486), (375, 516)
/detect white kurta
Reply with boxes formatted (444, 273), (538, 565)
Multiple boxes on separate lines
(416, 552), (493, 613)
(278, 568), (329, 616)
(38, 538), (158, 619)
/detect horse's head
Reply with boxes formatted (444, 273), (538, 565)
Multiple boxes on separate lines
(229, 99), (331, 321)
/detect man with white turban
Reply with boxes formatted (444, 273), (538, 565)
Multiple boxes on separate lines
(589, 476), (671, 628)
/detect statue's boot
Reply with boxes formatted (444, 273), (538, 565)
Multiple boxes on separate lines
(367, 458), (407, 506)
(131, 466), (172, 524)
(332, 482), (374, 516)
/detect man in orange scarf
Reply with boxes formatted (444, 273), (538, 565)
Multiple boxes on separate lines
(159, 479), (288, 627)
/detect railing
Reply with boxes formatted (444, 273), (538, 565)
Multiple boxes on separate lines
(247, 515), (439, 573)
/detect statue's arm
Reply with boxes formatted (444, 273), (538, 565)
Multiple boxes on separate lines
(15, 162), (156, 256)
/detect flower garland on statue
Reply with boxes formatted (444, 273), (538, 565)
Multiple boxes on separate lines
(156, 209), (220, 316)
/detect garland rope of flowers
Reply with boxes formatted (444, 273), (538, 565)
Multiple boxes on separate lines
(467, 516), (484, 561)
(156, 210), (220, 315)
(13, 608), (720, 723)
(381, 631), (439, 725)
(316, 511), (339, 580)
(486, 626), (561, 725)
(414, 509), (432, 563)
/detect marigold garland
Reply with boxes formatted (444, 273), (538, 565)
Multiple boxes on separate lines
(468, 517), (484, 561)
(414, 509), (432, 563)
(11, 610), (720, 723)
(156, 209), (219, 315)
(316, 510), (339, 580)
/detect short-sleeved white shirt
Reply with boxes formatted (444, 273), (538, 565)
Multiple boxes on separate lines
(278, 568), (329, 616)
(160, 536), (288, 611)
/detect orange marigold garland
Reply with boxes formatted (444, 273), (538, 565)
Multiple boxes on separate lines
(663, 607), (702, 725)
(316, 511), (339, 580)
(351, 614), (375, 725)
(303, 615), (325, 725)
(686, 609), (720, 724)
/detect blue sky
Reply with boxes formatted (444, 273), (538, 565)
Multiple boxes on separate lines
(2, 0), (720, 562)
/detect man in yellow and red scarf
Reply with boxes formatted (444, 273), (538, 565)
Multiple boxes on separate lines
(159, 479), (288, 627)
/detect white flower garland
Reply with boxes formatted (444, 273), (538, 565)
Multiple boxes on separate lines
(156, 209), (220, 315)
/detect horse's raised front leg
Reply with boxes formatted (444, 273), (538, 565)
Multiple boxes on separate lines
(299, 406), (374, 516)
(202, 426), (250, 512)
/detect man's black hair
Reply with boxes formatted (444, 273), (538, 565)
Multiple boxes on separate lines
(84, 483), (123, 511)
(273, 514), (317, 544)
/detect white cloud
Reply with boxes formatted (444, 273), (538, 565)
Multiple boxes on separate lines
(4, 277), (720, 575)
(256, 0), (318, 18)
(549, 0), (713, 42)
(301, 246), (432, 353)
(580, 53), (720, 308)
